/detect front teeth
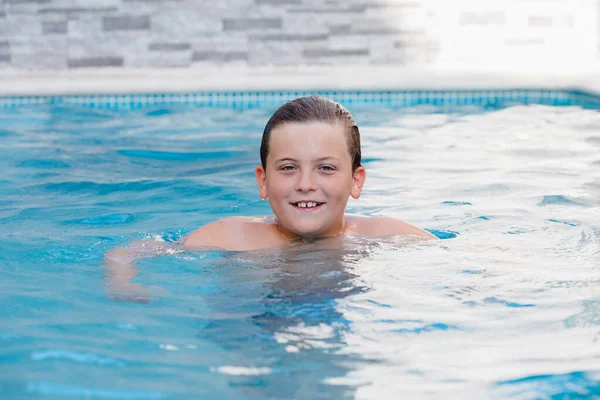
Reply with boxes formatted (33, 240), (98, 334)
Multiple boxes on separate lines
(297, 202), (318, 208)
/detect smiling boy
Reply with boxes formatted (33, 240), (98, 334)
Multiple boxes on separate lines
(104, 95), (436, 301)
(182, 95), (436, 251)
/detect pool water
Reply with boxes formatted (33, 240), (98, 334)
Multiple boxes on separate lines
(0, 95), (599, 399)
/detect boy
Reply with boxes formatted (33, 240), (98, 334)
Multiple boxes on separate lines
(182, 95), (435, 251)
(105, 95), (435, 301)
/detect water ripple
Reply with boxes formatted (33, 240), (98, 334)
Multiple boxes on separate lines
(38, 180), (174, 196)
(18, 159), (71, 169)
(538, 195), (588, 207)
(483, 297), (535, 308)
(395, 322), (461, 334)
(496, 371), (600, 399)
(564, 300), (600, 328)
(26, 382), (167, 399)
(69, 213), (135, 225)
(0, 128), (19, 137)
(441, 201), (472, 206)
(31, 349), (127, 367)
(118, 149), (246, 161)
(426, 229), (459, 239)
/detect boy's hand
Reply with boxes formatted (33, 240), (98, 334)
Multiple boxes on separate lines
(102, 239), (173, 303)
(106, 280), (152, 304)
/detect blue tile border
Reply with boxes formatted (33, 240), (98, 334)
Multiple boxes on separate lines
(1, 89), (599, 109)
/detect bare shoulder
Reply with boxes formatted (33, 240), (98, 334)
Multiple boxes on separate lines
(182, 216), (279, 251)
(347, 215), (438, 240)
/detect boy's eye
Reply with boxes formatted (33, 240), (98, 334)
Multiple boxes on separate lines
(319, 165), (335, 172)
(281, 165), (296, 171)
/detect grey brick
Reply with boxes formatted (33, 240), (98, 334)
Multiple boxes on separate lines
(39, 7), (117, 14)
(303, 48), (368, 58)
(349, 27), (408, 35)
(329, 25), (351, 34)
(395, 39), (438, 51)
(151, 11), (221, 37)
(0, 54), (10, 62)
(362, 1), (420, 9)
(6, 0), (50, 3)
(42, 21), (68, 34)
(223, 18), (281, 31)
(333, 18), (422, 36)
(68, 56), (123, 68)
(192, 51), (247, 62)
(288, 5), (367, 13)
(255, 0), (302, 4)
(103, 16), (150, 31)
(130, 52), (191, 67)
(0, 15), (42, 36)
(149, 43), (191, 51)
(249, 33), (328, 42)
(10, 36), (68, 69)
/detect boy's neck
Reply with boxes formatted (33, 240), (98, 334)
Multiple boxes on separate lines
(273, 216), (347, 243)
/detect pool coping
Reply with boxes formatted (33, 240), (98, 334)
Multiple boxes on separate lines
(1, 65), (600, 97)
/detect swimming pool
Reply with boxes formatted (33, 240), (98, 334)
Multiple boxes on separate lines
(0, 90), (599, 399)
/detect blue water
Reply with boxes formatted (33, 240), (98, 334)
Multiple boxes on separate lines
(1, 96), (599, 399)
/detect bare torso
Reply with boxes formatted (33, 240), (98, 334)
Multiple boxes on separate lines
(182, 215), (437, 251)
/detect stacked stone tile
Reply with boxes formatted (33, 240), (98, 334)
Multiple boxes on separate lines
(0, 0), (434, 69)
(0, 0), (597, 69)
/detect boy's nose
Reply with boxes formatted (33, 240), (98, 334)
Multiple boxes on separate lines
(295, 170), (317, 193)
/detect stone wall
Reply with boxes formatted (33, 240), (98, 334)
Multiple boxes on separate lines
(0, 0), (597, 70)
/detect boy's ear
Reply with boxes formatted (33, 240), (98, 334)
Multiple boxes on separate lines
(350, 166), (366, 199)
(255, 165), (268, 199)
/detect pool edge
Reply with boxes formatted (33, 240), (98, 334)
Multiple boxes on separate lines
(2, 65), (600, 97)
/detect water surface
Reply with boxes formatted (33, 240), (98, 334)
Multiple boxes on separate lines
(0, 100), (599, 399)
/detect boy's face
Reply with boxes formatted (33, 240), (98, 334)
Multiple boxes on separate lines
(255, 121), (366, 239)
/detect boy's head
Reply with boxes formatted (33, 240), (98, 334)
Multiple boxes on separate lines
(260, 95), (361, 173)
(255, 96), (366, 240)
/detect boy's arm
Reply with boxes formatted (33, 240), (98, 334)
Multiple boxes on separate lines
(182, 217), (241, 250)
(358, 216), (438, 240)
(104, 218), (241, 302)
(103, 240), (178, 303)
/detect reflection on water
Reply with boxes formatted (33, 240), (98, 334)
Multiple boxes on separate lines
(193, 237), (378, 399)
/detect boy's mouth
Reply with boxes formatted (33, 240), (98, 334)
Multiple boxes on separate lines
(291, 201), (324, 210)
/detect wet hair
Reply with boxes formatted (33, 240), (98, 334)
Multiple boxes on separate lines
(260, 95), (361, 173)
